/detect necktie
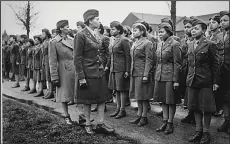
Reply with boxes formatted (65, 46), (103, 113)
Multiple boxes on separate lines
(194, 41), (199, 50)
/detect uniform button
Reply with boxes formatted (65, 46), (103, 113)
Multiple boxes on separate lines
(97, 61), (99, 62)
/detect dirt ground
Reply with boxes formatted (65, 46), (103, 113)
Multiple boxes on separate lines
(3, 98), (138, 144)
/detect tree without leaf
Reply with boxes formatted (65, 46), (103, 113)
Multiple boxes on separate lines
(8, 1), (39, 37)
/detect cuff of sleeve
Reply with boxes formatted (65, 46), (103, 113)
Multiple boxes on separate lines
(51, 75), (59, 82)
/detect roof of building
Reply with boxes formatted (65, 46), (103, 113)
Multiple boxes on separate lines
(128, 12), (183, 25)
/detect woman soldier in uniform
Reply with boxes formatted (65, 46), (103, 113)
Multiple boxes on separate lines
(106, 21), (131, 119)
(154, 21), (182, 135)
(41, 28), (54, 99)
(74, 9), (115, 134)
(49, 20), (75, 124)
(217, 11), (230, 134)
(31, 35), (45, 97)
(10, 35), (20, 88)
(22, 39), (35, 92)
(129, 23), (154, 126)
(187, 19), (219, 144)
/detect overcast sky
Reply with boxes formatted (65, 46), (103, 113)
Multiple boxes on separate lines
(1, 1), (229, 38)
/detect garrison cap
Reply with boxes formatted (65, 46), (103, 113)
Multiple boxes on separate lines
(20, 34), (28, 39)
(56, 20), (69, 29)
(183, 16), (198, 25)
(219, 11), (229, 18)
(10, 35), (17, 41)
(26, 38), (34, 46)
(192, 19), (207, 29)
(158, 22), (173, 33)
(83, 9), (99, 22)
(161, 18), (173, 30)
(110, 21), (121, 28)
(209, 14), (221, 23)
(33, 35), (43, 43)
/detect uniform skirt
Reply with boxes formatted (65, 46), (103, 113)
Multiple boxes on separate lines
(75, 76), (111, 104)
(45, 63), (51, 82)
(40, 65), (46, 82)
(33, 69), (42, 82)
(108, 72), (130, 91)
(129, 74), (154, 100)
(187, 87), (216, 112)
(11, 63), (19, 74)
(153, 81), (181, 104)
(27, 68), (33, 79)
(19, 64), (27, 77)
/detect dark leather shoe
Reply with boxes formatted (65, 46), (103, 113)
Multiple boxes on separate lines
(129, 116), (142, 124)
(137, 117), (148, 127)
(218, 120), (229, 132)
(85, 125), (95, 135)
(200, 132), (210, 144)
(115, 110), (126, 119)
(64, 115), (73, 125)
(28, 89), (37, 94)
(21, 86), (30, 91)
(110, 109), (120, 117)
(156, 111), (163, 117)
(181, 111), (195, 124)
(156, 120), (167, 132)
(95, 123), (115, 134)
(11, 83), (20, 88)
(34, 91), (44, 97)
(164, 122), (174, 135)
(188, 131), (203, 142)
(44, 92), (54, 99)
(91, 106), (97, 112)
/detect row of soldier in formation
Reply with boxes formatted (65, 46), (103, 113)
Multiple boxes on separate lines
(2, 9), (229, 144)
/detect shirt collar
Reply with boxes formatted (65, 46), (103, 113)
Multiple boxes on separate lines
(86, 26), (96, 36)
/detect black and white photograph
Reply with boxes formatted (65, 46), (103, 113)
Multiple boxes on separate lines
(1, 1), (229, 144)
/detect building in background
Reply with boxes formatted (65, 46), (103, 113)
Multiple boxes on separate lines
(122, 12), (218, 39)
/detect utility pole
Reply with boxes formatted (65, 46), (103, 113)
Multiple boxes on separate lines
(171, 1), (176, 35)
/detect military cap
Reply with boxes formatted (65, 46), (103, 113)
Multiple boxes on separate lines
(209, 14), (221, 23)
(183, 16), (198, 25)
(83, 9), (99, 22)
(161, 18), (173, 29)
(133, 23), (147, 31)
(219, 11), (229, 18)
(33, 35), (43, 43)
(158, 22), (173, 33)
(110, 21), (121, 28)
(20, 34), (28, 39)
(192, 19), (207, 29)
(77, 21), (84, 26)
(56, 20), (69, 29)
(26, 38), (34, 46)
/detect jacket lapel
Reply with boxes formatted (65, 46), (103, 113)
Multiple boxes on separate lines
(194, 36), (207, 54)
(85, 28), (99, 43)
(61, 37), (73, 50)
(134, 38), (144, 49)
(162, 36), (173, 51)
(224, 31), (229, 44)
(112, 35), (121, 48)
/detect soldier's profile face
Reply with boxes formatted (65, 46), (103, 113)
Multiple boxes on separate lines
(158, 28), (168, 40)
(220, 15), (229, 30)
(184, 23), (193, 35)
(42, 32), (46, 39)
(132, 27), (143, 38)
(61, 25), (70, 35)
(209, 19), (219, 31)
(90, 17), (100, 29)
(110, 27), (119, 36)
(191, 24), (203, 38)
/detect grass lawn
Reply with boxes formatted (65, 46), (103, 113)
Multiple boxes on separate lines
(3, 98), (138, 144)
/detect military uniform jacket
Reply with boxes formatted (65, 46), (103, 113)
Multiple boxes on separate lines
(42, 39), (50, 66)
(26, 46), (34, 69)
(155, 36), (182, 82)
(106, 35), (131, 73)
(20, 45), (28, 65)
(33, 44), (42, 70)
(74, 27), (104, 80)
(130, 37), (154, 77)
(98, 35), (110, 68)
(186, 36), (220, 88)
(10, 42), (20, 64)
